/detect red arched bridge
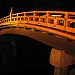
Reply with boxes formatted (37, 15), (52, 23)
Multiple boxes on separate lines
(0, 8), (75, 75)
(0, 10), (75, 40)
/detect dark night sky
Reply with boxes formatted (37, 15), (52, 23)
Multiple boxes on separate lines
(0, 0), (75, 18)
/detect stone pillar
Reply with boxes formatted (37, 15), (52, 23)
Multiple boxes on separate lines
(49, 48), (75, 75)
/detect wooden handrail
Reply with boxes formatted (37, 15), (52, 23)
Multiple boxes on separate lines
(0, 11), (75, 35)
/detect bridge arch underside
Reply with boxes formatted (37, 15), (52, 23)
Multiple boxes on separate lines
(0, 26), (75, 56)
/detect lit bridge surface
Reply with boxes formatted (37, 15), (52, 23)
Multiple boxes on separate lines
(0, 8), (75, 75)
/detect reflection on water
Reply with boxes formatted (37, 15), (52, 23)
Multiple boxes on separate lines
(0, 34), (54, 75)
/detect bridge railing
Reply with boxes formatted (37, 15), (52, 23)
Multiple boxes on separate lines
(0, 11), (75, 34)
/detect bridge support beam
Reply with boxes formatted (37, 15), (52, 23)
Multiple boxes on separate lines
(49, 48), (75, 75)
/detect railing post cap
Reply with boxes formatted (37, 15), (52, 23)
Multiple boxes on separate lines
(33, 11), (36, 13)
(65, 12), (69, 14)
(46, 11), (49, 13)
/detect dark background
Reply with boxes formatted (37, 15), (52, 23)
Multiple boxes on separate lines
(0, 34), (54, 75)
(0, 0), (75, 18)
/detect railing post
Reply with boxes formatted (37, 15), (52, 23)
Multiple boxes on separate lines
(24, 13), (26, 21)
(10, 12), (12, 22)
(24, 12), (27, 21)
(10, 7), (13, 23)
(46, 11), (50, 25)
(24, 13), (27, 28)
(28, 14), (29, 23)
(6, 17), (8, 23)
(65, 12), (70, 27)
(33, 11), (37, 24)
(16, 13), (19, 29)
(54, 17), (58, 27)
(39, 16), (41, 25)
(19, 16), (21, 23)
(17, 13), (18, 22)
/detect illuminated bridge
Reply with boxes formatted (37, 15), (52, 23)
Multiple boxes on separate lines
(0, 7), (75, 75)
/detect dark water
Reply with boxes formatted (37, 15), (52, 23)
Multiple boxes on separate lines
(0, 34), (54, 75)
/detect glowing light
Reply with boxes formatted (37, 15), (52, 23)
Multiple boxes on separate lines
(51, 15), (62, 17)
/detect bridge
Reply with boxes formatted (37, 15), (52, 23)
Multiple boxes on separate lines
(0, 7), (75, 75)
